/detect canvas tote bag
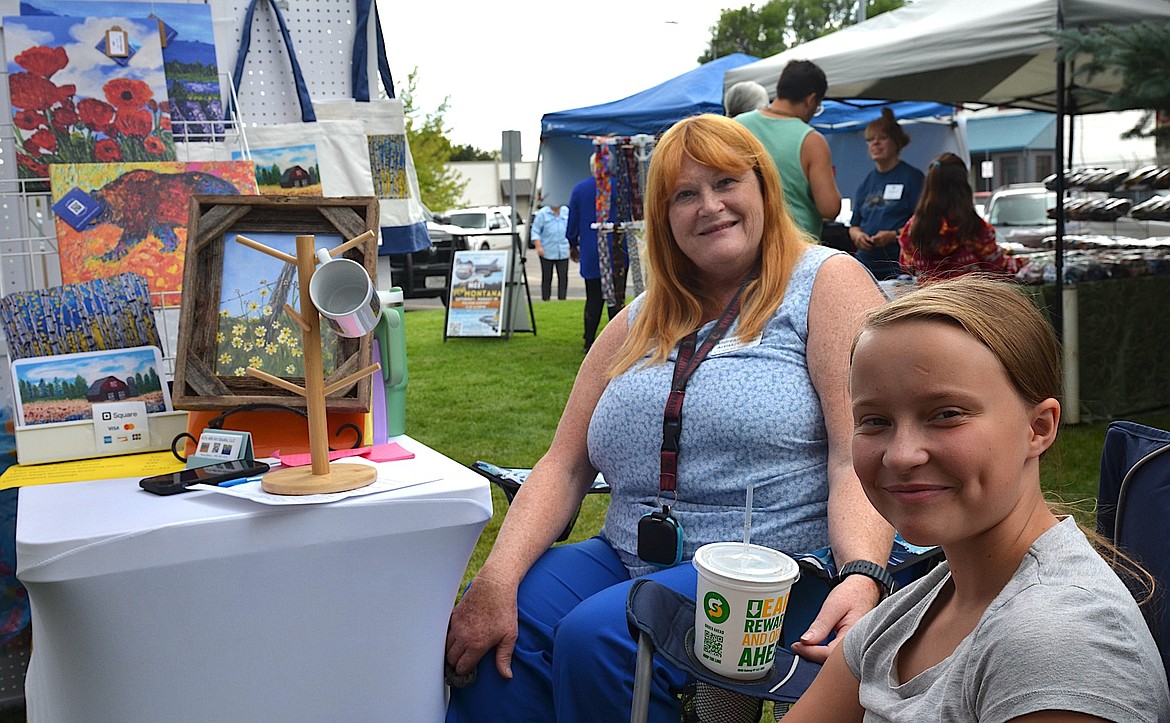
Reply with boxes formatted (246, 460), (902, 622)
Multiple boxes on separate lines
(229, 0), (375, 199)
(313, 0), (428, 254)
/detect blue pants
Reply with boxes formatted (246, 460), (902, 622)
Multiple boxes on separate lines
(446, 537), (696, 723)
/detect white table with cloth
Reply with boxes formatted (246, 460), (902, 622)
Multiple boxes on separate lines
(15, 436), (491, 723)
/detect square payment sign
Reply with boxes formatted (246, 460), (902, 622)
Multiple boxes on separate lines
(92, 401), (150, 453)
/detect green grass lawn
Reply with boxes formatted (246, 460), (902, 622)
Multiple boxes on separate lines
(402, 299), (1170, 591)
(4, 299), (1162, 722)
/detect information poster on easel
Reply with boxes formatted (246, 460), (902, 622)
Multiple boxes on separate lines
(445, 250), (508, 337)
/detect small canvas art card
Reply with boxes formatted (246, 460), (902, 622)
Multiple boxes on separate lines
(49, 161), (258, 301)
(10, 345), (171, 428)
(3, 13), (176, 179)
(233, 144), (323, 196)
(20, 1), (226, 141)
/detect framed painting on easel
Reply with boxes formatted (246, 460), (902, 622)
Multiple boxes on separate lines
(172, 195), (378, 412)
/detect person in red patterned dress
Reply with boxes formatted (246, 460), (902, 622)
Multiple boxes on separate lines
(897, 153), (1024, 281)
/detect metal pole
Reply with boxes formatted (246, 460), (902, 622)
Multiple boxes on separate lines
(503, 131), (521, 339)
(630, 634), (654, 723)
(1053, 0), (1066, 342)
(524, 141), (542, 333)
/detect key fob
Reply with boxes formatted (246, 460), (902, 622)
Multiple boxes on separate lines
(638, 505), (683, 567)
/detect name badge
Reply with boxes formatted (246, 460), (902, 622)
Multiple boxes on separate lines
(883, 184), (904, 201)
(709, 333), (762, 357)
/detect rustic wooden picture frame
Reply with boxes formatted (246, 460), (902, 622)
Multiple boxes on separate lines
(173, 195), (379, 412)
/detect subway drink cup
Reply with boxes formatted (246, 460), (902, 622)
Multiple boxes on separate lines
(692, 542), (800, 679)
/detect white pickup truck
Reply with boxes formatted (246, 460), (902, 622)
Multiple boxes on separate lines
(444, 206), (526, 250)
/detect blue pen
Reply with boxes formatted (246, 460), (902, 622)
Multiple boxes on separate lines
(219, 475), (262, 488)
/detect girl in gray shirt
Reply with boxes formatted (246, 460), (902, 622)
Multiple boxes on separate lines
(783, 276), (1170, 722)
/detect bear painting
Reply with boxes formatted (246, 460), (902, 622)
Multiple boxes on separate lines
(50, 161), (258, 303)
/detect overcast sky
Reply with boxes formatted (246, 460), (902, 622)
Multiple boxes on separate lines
(377, 0), (740, 159)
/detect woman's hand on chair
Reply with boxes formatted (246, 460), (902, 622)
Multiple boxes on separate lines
(445, 571), (519, 680)
(789, 574), (882, 663)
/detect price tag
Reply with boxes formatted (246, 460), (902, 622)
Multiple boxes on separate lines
(105, 27), (129, 58)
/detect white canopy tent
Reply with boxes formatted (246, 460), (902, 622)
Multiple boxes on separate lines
(725, 0), (1170, 336)
(723, 0), (1170, 113)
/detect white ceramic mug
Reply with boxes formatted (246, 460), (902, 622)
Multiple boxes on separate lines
(309, 249), (380, 338)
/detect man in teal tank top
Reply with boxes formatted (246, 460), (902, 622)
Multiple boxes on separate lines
(736, 60), (841, 240)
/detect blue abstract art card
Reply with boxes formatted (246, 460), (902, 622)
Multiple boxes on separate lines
(0, 272), (162, 361)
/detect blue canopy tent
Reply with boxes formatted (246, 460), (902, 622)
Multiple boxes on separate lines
(537, 54), (958, 208)
(541, 54), (762, 139)
(538, 54), (760, 207)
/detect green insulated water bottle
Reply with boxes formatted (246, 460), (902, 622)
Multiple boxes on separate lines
(375, 287), (408, 437)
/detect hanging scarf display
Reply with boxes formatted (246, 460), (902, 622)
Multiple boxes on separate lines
(621, 142), (644, 221)
(593, 143), (615, 304)
(626, 134), (654, 297)
(610, 145), (634, 304)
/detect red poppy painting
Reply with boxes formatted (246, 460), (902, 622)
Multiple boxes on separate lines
(3, 15), (176, 180)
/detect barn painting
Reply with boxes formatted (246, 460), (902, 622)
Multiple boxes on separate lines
(11, 345), (172, 426)
(86, 376), (131, 402)
(234, 143), (322, 196)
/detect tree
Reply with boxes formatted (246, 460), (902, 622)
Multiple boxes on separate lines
(398, 68), (469, 212)
(449, 144), (499, 162)
(1055, 20), (1170, 164)
(703, 0), (905, 64)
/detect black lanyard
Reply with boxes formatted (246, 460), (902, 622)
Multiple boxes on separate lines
(659, 280), (752, 494)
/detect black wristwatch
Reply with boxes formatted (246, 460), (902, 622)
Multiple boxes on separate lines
(837, 560), (897, 600)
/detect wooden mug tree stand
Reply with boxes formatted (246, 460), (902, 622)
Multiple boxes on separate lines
(234, 231), (382, 495)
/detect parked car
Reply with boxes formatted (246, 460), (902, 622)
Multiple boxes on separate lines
(985, 184), (1059, 247)
(986, 183), (1170, 247)
(445, 205), (525, 250)
(378, 211), (470, 305)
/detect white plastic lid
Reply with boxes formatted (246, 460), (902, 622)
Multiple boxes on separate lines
(693, 542), (799, 585)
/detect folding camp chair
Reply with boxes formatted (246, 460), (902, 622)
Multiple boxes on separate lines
(627, 539), (945, 723)
(469, 461), (611, 542)
(1096, 420), (1170, 679)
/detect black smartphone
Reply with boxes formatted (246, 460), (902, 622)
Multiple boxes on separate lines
(139, 459), (271, 496)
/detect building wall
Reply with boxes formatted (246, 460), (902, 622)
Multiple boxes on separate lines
(447, 161), (538, 216)
(1072, 111), (1157, 169)
(969, 149), (1056, 195)
(966, 109), (1156, 193)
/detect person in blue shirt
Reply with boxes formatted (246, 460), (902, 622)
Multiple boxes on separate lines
(566, 172), (624, 352)
(531, 201), (571, 301)
(848, 108), (924, 280)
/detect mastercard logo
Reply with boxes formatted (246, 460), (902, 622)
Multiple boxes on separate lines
(123, 423), (135, 430)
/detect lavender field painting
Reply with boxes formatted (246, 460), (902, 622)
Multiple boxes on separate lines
(21, 1), (224, 141)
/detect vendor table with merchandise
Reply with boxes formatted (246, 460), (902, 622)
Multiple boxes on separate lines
(1028, 274), (1170, 422)
(886, 263), (1170, 422)
(16, 436), (490, 722)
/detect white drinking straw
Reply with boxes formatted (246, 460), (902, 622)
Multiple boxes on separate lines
(743, 483), (754, 552)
